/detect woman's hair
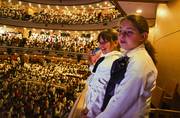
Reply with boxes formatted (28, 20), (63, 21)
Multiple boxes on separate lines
(144, 40), (157, 64)
(97, 29), (120, 51)
(120, 15), (157, 64)
(97, 29), (118, 42)
(120, 15), (149, 33)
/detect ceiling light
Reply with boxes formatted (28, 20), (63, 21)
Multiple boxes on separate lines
(136, 9), (142, 14)
(47, 5), (50, 9)
(19, 1), (22, 5)
(157, 4), (168, 17)
(81, 5), (84, 8)
(56, 6), (59, 9)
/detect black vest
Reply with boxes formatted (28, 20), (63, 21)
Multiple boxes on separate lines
(101, 56), (129, 111)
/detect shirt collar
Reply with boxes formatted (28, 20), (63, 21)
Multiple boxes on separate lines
(121, 44), (145, 57)
(102, 50), (122, 57)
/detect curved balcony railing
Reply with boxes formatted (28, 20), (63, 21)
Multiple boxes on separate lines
(0, 45), (88, 60)
(68, 86), (87, 118)
(0, 17), (120, 30)
(21, 0), (103, 6)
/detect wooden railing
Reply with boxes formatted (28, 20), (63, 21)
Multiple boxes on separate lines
(68, 86), (87, 118)
(0, 45), (88, 60)
(0, 17), (120, 30)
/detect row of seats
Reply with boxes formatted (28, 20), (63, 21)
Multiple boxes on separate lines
(150, 79), (180, 118)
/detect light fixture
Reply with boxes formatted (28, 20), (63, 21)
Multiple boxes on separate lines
(19, 1), (22, 5)
(47, 5), (50, 9)
(56, 6), (59, 9)
(38, 4), (41, 8)
(81, 5), (84, 8)
(136, 9), (142, 14)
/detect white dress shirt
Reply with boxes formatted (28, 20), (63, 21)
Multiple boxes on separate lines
(86, 51), (122, 118)
(96, 44), (158, 118)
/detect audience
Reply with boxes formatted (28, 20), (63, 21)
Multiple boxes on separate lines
(0, 32), (98, 54)
(0, 55), (89, 118)
(0, 2), (121, 25)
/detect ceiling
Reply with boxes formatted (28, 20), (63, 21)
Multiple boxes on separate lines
(111, 0), (169, 26)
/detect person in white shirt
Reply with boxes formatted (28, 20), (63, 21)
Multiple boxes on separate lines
(96, 15), (158, 118)
(82, 29), (122, 118)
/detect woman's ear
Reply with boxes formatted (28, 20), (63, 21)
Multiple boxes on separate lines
(142, 32), (148, 39)
(140, 32), (148, 42)
(115, 40), (120, 47)
(112, 40), (120, 50)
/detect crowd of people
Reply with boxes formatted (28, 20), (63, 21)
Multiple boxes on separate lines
(0, 54), (89, 118)
(0, 2), (121, 25)
(0, 31), (99, 54)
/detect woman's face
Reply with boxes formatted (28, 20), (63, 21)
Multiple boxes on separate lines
(118, 19), (145, 51)
(98, 37), (116, 54)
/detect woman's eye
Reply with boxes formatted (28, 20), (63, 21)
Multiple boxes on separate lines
(127, 31), (133, 35)
(117, 30), (122, 35)
(126, 31), (134, 36)
(117, 29), (121, 33)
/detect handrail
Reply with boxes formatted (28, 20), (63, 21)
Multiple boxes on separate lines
(0, 45), (87, 55)
(0, 17), (120, 30)
(68, 86), (87, 118)
(0, 45), (88, 59)
(20, 0), (103, 6)
(68, 93), (82, 118)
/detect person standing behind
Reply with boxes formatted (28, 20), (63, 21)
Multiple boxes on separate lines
(83, 29), (122, 118)
(96, 15), (158, 118)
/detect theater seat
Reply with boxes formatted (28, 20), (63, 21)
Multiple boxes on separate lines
(149, 86), (180, 118)
(163, 79), (179, 109)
